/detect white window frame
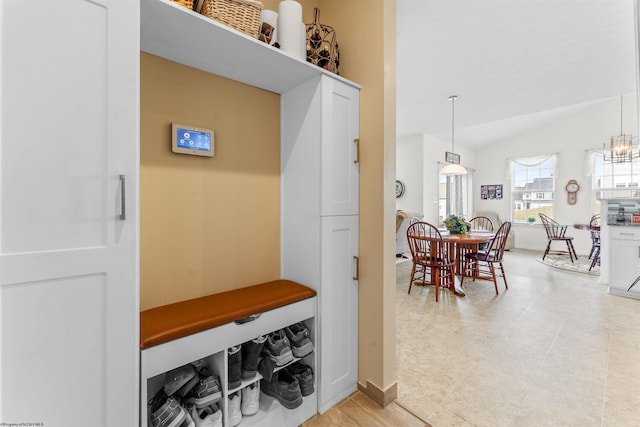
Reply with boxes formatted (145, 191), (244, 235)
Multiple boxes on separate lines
(510, 155), (557, 222)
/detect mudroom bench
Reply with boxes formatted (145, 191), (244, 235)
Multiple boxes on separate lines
(140, 279), (318, 427)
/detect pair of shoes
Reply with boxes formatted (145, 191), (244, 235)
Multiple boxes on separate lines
(241, 335), (267, 380)
(183, 367), (223, 409)
(284, 361), (314, 397)
(260, 369), (303, 410)
(285, 322), (314, 358)
(228, 391), (242, 426)
(262, 330), (294, 366)
(149, 389), (189, 427)
(241, 382), (260, 416)
(227, 345), (242, 389)
(187, 401), (223, 427)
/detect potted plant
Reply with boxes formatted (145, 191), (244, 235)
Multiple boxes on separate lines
(444, 215), (468, 234)
(527, 217), (536, 223)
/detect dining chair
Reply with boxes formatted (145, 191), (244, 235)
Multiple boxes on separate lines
(539, 213), (578, 263)
(460, 221), (512, 295)
(406, 221), (455, 302)
(468, 216), (494, 231)
(588, 214), (601, 259)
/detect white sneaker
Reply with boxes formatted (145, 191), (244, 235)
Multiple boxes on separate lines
(188, 402), (222, 427)
(228, 391), (242, 427)
(241, 382), (260, 416)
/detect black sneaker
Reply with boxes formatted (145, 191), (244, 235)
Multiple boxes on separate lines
(284, 322), (314, 358)
(260, 369), (303, 409)
(227, 345), (242, 389)
(262, 330), (294, 366)
(241, 335), (266, 380)
(285, 361), (314, 396)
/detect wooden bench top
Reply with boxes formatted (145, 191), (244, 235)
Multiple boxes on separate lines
(140, 280), (316, 349)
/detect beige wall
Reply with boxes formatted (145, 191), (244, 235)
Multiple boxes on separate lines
(140, 53), (281, 310)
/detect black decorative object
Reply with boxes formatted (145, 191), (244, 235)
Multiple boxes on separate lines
(306, 8), (339, 74)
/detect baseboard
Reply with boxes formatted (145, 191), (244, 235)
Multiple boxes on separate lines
(357, 380), (397, 408)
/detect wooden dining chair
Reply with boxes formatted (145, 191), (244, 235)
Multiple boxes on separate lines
(460, 221), (511, 295)
(588, 214), (601, 260)
(539, 213), (578, 263)
(468, 216), (494, 231)
(406, 221), (455, 302)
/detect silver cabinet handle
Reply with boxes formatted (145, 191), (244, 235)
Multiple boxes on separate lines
(119, 174), (126, 220)
(354, 138), (360, 164)
(353, 256), (359, 281)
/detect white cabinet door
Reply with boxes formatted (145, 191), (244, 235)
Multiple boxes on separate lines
(321, 77), (360, 217)
(318, 215), (358, 413)
(0, 1), (139, 425)
(610, 238), (640, 293)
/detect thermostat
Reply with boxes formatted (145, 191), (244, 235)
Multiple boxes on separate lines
(172, 123), (215, 157)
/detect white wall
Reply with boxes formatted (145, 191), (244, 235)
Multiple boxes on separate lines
(396, 134), (476, 224)
(474, 94), (637, 255)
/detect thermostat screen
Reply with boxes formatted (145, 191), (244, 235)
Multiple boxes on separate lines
(176, 127), (211, 152)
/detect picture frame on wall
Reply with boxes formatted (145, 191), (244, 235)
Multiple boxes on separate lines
(481, 184), (503, 200)
(445, 151), (460, 164)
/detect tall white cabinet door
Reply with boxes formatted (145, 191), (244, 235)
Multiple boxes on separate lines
(321, 77), (360, 217)
(318, 215), (359, 413)
(0, 1), (139, 425)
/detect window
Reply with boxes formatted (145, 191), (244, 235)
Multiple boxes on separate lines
(438, 169), (474, 224)
(592, 152), (640, 214)
(511, 155), (556, 222)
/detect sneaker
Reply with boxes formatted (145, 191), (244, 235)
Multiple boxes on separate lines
(262, 330), (294, 366)
(284, 322), (314, 358)
(241, 382), (260, 416)
(241, 335), (267, 380)
(164, 363), (197, 396)
(285, 361), (314, 396)
(260, 369), (303, 410)
(187, 402), (223, 427)
(148, 389), (188, 427)
(182, 409), (196, 427)
(184, 367), (223, 408)
(228, 391), (242, 427)
(227, 345), (242, 389)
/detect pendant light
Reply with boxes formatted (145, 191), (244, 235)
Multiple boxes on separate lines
(603, 95), (639, 163)
(440, 95), (468, 175)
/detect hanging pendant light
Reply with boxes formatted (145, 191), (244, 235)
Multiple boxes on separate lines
(440, 95), (468, 175)
(603, 95), (639, 163)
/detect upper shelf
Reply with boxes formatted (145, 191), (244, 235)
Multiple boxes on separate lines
(140, 0), (358, 94)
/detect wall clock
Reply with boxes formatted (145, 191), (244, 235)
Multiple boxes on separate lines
(395, 180), (405, 198)
(565, 179), (580, 205)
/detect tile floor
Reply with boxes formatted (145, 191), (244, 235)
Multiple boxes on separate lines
(396, 249), (640, 427)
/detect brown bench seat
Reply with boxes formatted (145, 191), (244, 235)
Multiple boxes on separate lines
(140, 279), (316, 349)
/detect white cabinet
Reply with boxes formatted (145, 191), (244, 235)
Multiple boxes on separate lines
(0, 1), (139, 425)
(141, 298), (317, 427)
(281, 75), (360, 413)
(608, 227), (640, 298)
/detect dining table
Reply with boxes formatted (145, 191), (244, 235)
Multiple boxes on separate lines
(573, 223), (600, 231)
(419, 231), (495, 297)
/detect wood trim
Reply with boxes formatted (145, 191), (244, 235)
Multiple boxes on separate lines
(358, 380), (398, 408)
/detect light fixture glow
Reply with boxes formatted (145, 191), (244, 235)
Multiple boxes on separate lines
(603, 95), (639, 163)
(440, 95), (468, 175)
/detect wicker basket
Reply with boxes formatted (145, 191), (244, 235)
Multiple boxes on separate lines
(200, 0), (263, 38)
(171, 0), (194, 10)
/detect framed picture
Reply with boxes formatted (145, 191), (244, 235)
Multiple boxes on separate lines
(481, 185), (488, 200)
(445, 151), (460, 164)
(480, 184), (503, 200)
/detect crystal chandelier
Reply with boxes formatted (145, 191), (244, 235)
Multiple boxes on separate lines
(603, 95), (639, 163)
(439, 95), (468, 175)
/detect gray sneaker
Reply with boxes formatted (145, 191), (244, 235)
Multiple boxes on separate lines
(260, 369), (303, 409)
(262, 330), (294, 366)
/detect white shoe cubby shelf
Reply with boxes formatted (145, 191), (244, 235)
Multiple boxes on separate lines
(141, 296), (317, 427)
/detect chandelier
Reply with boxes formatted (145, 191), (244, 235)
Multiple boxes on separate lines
(603, 95), (639, 163)
(439, 95), (468, 175)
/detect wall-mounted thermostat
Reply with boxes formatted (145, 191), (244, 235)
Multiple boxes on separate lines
(171, 123), (215, 157)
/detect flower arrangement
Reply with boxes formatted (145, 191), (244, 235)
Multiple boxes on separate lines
(444, 215), (468, 234)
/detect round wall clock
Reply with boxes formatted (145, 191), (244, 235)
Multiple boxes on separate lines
(565, 179), (580, 205)
(395, 180), (405, 198)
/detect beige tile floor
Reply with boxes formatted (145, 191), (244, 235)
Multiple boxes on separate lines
(396, 249), (640, 427)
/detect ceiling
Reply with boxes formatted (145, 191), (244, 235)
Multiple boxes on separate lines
(396, 0), (638, 149)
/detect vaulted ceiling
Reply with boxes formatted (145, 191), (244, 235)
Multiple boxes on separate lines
(396, 0), (638, 149)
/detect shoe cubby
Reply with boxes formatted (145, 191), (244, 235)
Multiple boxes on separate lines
(141, 296), (317, 427)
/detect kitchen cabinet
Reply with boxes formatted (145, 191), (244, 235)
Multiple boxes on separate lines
(608, 227), (640, 298)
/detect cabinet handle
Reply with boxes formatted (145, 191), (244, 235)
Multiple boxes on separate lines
(620, 232), (635, 236)
(354, 138), (360, 164)
(119, 174), (126, 220)
(353, 256), (359, 281)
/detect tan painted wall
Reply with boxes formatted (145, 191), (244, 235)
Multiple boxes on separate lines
(140, 53), (281, 310)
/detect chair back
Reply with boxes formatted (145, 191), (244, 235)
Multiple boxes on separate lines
(406, 221), (450, 267)
(589, 214), (600, 242)
(539, 213), (565, 238)
(469, 216), (494, 231)
(484, 221), (512, 261)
